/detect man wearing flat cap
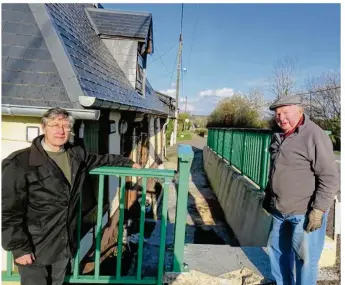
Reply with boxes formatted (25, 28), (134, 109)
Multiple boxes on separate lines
(263, 95), (339, 285)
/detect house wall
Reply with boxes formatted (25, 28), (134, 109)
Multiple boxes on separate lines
(102, 39), (138, 88)
(1, 115), (42, 270)
(1, 116), (42, 160)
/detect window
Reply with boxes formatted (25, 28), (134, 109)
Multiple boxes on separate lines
(136, 53), (144, 94)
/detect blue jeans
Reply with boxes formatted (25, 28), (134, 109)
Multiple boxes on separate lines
(267, 210), (328, 285)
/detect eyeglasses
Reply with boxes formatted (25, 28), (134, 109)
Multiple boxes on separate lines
(46, 124), (72, 132)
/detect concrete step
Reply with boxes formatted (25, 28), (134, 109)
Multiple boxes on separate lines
(182, 244), (339, 283)
(164, 269), (274, 285)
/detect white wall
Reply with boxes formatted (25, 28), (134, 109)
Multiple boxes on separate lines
(2, 116), (42, 160)
(102, 38), (138, 88)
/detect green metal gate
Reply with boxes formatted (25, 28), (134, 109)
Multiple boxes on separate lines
(2, 145), (194, 285)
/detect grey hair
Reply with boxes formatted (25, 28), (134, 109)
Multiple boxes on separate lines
(41, 107), (75, 127)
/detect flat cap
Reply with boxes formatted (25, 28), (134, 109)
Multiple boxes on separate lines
(269, 95), (302, 110)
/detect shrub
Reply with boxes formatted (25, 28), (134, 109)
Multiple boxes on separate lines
(195, 128), (208, 137)
(207, 94), (265, 128)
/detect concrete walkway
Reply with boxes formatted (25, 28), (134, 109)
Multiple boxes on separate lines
(159, 134), (339, 284)
(161, 135), (274, 283)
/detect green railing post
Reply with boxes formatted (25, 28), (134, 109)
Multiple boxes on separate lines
(221, 129), (226, 158)
(94, 175), (105, 279)
(229, 130), (234, 163)
(173, 144), (194, 272)
(240, 131), (247, 174)
(116, 176), (126, 280)
(157, 177), (171, 284)
(6, 251), (12, 277)
(259, 135), (271, 190)
(136, 177), (147, 280)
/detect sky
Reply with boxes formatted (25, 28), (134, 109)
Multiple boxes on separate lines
(102, 3), (340, 115)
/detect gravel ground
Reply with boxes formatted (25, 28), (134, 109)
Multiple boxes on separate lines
(318, 235), (341, 285)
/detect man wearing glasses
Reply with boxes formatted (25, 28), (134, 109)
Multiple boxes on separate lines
(2, 107), (141, 285)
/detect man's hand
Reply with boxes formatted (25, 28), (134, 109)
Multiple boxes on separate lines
(132, 163), (141, 169)
(306, 208), (324, 233)
(15, 253), (35, 265)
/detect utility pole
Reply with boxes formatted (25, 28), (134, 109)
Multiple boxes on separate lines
(173, 32), (183, 145)
(184, 96), (187, 112)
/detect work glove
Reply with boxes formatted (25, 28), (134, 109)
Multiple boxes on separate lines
(306, 208), (324, 233)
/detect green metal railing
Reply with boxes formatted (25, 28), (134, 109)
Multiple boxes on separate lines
(2, 145), (194, 285)
(207, 128), (272, 190)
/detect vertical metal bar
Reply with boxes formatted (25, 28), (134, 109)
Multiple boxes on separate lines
(229, 130), (234, 163)
(240, 131), (247, 174)
(116, 176), (126, 279)
(212, 129), (215, 150)
(259, 135), (271, 190)
(136, 177), (147, 280)
(212, 130), (214, 150)
(207, 129), (210, 146)
(157, 178), (171, 284)
(73, 189), (83, 279)
(221, 129), (226, 159)
(7, 251), (12, 277)
(215, 129), (218, 153)
(94, 175), (104, 279)
(246, 134), (250, 178)
(252, 133), (261, 181)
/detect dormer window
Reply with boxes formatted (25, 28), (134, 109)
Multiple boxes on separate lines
(86, 8), (153, 96)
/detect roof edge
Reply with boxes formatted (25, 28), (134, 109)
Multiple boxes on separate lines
(85, 7), (101, 35)
(86, 7), (151, 17)
(29, 4), (85, 109)
(79, 96), (169, 117)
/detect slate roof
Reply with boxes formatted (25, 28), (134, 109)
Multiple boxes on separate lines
(1, 3), (73, 108)
(1, 3), (170, 115)
(86, 8), (152, 41)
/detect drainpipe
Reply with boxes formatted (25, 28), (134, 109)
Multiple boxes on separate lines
(147, 115), (155, 168)
(2, 104), (100, 120)
(156, 118), (162, 162)
(162, 118), (169, 159)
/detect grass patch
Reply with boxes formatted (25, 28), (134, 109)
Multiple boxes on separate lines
(334, 151), (341, 156)
(177, 132), (193, 141)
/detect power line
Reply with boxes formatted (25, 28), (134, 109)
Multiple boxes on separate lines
(292, 86), (340, 97)
(180, 4), (184, 34)
(153, 44), (171, 76)
(169, 50), (178, 88)
(147, 43), (178, 67)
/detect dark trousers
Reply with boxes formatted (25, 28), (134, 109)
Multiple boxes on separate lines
(18, 259), (70, 285)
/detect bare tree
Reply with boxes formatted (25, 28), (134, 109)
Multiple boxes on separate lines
(244, 88), (266, 119)
(269, 56), (298, 99)
(303, 70), (340, 121)
(301, 70), (340, 148)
